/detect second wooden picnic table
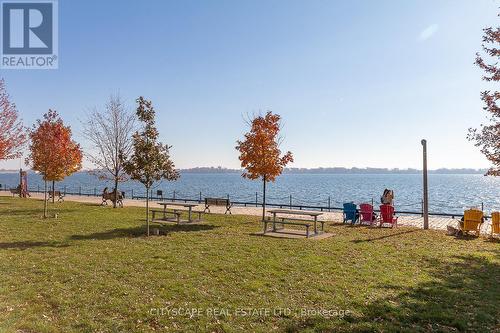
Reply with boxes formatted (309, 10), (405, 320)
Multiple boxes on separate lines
(266, 208), (324, 237)
(157, 201), (199, 223)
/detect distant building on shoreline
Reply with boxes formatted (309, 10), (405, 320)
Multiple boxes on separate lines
(0, 167), (487, 175)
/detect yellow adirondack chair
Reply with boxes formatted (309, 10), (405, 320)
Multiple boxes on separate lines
(461, 209), (483, 236)
(491, 212), (500, 237)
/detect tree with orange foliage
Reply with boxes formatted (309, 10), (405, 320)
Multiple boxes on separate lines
(468, 13), (500, 175)
(0, 78), (26, 160)
(236, 111), (293, 221)
(26, 110), (83, 217)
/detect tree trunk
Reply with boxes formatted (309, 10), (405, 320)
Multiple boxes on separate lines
(43, 180), (48, 218)
(262, 175), (266, 222)
(146, 186), (150, 236)
(113, 176), (119, 208)
(19, 168), (22, 198)
(51, 180), (55, 203)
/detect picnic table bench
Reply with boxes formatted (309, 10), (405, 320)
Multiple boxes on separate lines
(265, 209), (325, 238)
(9, 187), (20, 196)
(152, 201), (203, 224)
(204, 197), (233, 214)
(151, 208), (182, 223)
(48, 190), (65, 202)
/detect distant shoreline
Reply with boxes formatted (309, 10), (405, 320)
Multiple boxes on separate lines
(0, 167), (488, 175)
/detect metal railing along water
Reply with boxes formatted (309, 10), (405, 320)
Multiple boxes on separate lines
(0, 183), (491, 219)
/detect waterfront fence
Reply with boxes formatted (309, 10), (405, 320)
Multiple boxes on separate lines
(0, 183), (489, 219)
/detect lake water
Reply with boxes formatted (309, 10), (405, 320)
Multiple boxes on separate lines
(1, 172), (499, 214)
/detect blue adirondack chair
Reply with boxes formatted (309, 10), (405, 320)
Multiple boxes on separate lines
(343, 202), (359, 224)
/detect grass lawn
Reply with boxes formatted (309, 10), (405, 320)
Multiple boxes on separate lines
(0, 197), (498, 333)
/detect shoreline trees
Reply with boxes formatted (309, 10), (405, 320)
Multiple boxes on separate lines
(26, 110), (82, 217)
(236, 111), (293, 221)
(0, 79), (26, 162)
(123, 97), (179, 235)
(82, 95), (135, 208)
(468, 13), (500, 175)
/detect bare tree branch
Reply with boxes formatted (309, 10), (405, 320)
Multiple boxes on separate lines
(81, 94), (135, 207)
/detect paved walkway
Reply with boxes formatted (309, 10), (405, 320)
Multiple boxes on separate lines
(1, 191), (494, 235)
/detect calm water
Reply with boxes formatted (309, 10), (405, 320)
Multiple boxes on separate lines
(1, 172), (499, 214)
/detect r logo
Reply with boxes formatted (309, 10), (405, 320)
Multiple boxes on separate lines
(2, 2), (53, 54)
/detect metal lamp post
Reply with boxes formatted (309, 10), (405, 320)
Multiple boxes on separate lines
(421, 139), (429, 230)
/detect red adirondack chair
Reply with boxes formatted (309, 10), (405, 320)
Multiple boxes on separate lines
(359, 203), (376, 226)
(379, 204), (398, 228)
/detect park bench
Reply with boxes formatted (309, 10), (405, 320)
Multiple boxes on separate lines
(101, 189), (124, 208)
(10, 187), (20, 196)
(204, 197), (233, 214)
(9, 186), (30, 198)
(192, 209), (204, 221)
(48, 191), (65, 202)
(151, 208), (182, 223)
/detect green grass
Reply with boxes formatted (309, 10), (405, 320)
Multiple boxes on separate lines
(0, 197), (498, 333)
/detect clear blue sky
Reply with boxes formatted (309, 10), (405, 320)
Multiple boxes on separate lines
(1, 0), (498, 170)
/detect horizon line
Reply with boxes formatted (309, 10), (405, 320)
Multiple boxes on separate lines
(0, 166), (488, 173)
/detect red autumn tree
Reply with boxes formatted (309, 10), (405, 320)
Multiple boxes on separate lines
(0, 78), (26, 160)
(236, 111), (293, 221)
(468, 14), (500, 175)
(26, 110), (83, 217)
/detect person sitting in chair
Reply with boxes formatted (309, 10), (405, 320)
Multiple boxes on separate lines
(381, 189), (394, 205)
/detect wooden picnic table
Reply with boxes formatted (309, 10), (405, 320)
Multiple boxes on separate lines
(267, 209), (324, 237)
(157, 201), (199, 223)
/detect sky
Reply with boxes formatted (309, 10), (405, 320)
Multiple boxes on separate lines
(0, 0), (498, 170)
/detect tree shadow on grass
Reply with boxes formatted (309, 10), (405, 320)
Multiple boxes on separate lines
(328, 222), (371, 228)
(153, 223), (219, 236)
(327, 222), (352, 228)
(284, 254), (500, 332)
(453, 234), (485, 242)
(351, 230), (419, 243)
(0, 208), (78, 217)
(77, 202), (130, 208)
(69, 224), (219, 241)
(484, 237), (500, 244)
(0, 241), (70, 250)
